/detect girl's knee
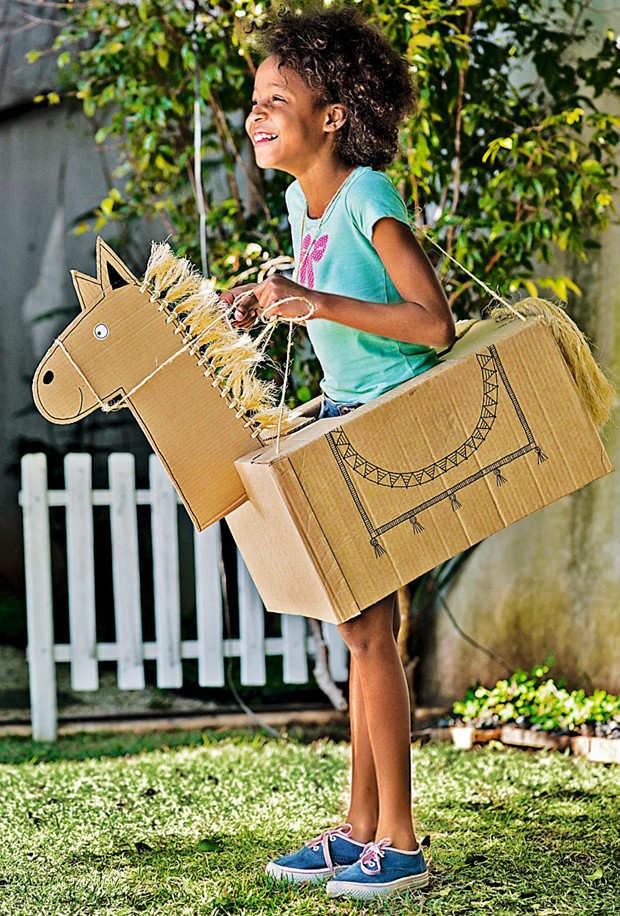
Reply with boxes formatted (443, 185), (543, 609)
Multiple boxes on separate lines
(338, 606), (397, 657)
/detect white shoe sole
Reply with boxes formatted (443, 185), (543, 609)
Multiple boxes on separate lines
(265, 861), (350, 884)
(326, 870), (429, 899)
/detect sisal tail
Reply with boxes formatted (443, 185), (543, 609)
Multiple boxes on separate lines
(490, 297), (615, 430)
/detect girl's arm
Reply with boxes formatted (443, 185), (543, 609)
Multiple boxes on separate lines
(250, 218), (455, 349)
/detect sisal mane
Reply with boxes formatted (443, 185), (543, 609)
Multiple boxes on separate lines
(141, 242), (298, 437)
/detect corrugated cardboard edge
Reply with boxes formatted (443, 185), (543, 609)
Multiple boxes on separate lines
(235, 450), (360, 623)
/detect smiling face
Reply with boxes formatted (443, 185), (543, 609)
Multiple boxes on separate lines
(246, 56), (342, 177)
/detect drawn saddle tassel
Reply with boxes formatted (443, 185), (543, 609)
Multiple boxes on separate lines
(535, 445), (548, 463)
(370, 537), (386, 558)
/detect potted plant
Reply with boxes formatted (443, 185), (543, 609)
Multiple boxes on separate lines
(450, 664), (620, 760)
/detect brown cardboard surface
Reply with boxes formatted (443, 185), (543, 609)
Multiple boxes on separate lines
(32, 239), (255, 530)
(230, 318), (613, 623)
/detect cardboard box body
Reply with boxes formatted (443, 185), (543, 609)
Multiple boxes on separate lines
(227, 318), (613, 624)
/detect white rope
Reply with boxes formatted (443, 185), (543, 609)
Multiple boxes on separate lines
(102, 343), (191, 412)
(191, 4), (208, 277)
(55, 338), (107, 410)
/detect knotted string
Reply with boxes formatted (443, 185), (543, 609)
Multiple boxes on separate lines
(415, 226), (527, 322)
(231, 287), (317, 454)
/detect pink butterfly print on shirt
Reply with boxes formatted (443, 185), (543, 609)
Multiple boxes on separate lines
(299, 233), (329, 289)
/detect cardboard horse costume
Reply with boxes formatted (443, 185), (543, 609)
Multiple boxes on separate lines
(33, 238), (614, 624)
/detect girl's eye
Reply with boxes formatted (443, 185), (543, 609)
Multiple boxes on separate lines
(93, 323), (109, 340)
(251, 96), (286, 107)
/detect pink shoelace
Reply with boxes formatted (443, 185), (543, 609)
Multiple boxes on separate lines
(305, 823), (354, 875)
(360, 837), (392, 875)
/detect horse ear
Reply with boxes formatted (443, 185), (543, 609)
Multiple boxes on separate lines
(95, 237), (139, 292)
(71, 270), (103, 312)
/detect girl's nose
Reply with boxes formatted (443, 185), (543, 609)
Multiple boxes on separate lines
(250, 98), (268, 119)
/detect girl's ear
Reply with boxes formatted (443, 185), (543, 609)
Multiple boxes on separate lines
(325, 104), (348, 133)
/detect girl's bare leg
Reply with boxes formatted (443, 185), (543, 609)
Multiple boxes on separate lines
(345, 601), (402, 842)
(339, 593), (417, 851)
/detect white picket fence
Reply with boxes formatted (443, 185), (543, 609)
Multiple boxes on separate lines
(19, 453), (348, 741)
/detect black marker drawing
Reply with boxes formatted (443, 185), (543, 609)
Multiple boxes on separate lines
(325, 345), (547, 557)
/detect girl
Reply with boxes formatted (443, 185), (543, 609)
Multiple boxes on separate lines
(222, 5), (454, 901)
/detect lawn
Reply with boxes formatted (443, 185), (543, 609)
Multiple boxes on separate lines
(0, 730), (619, 915)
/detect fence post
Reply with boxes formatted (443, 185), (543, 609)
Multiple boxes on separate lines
(65, 454), (98, 690)
(194, 523), (225, 687)
(108, 453), (145, 689)
(20, 454), (57, 741)
(281, 615), (309, 684)
(237, 552), (266, 685)
(150, 456), (183, 688)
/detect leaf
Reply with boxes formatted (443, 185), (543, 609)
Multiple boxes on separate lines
(523, 280), (538, 298)
(47, 92), (61, 106)
(26, 50), (41, 64)
(585, 867), (603, 882)
(565, 107), (584, 125)
(157, 48), (169, 69)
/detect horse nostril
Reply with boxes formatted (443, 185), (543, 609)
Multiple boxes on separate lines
(43, 371), (54, 385)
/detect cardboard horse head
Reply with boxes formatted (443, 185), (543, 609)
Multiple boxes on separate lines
(32, 237), (285, 529)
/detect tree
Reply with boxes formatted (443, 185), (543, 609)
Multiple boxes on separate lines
(29, 0), (620, 400)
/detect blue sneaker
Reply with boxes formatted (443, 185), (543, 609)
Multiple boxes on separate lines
(265, 824), (366, 884)
(326, 837), (429, 899)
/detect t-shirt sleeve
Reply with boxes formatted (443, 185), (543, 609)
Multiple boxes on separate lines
(346, 172), (410, 242)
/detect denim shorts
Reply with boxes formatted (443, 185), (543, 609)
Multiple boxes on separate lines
(319, 394), (364, 419)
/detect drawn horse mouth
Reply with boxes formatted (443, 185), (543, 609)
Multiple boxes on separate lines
(75, 386), (84, 417)
(37, 382), (85, 423)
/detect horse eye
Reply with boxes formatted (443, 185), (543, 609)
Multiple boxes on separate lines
(94, 323), (109, 340)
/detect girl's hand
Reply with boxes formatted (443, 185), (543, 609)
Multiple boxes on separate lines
(253, 276), (316, 321)
(220, 283), (259, 329)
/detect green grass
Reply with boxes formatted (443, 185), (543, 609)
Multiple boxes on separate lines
(0, 731), (619, 915)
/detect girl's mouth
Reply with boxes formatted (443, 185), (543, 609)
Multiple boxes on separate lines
(253, 131), (278, 145)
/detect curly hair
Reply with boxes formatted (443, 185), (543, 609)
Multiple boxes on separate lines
(252, 5), (416, 171)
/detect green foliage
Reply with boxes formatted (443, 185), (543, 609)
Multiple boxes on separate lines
(453, 662), (620, 733)
(373, 0), (620, 310)
(28, 0), (620, 399)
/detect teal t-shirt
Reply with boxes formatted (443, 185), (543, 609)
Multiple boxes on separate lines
(285, 166), (438, 403)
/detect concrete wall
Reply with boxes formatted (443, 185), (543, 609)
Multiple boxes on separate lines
(0, 3), (156, 593)
(419, 191), (620, 704)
